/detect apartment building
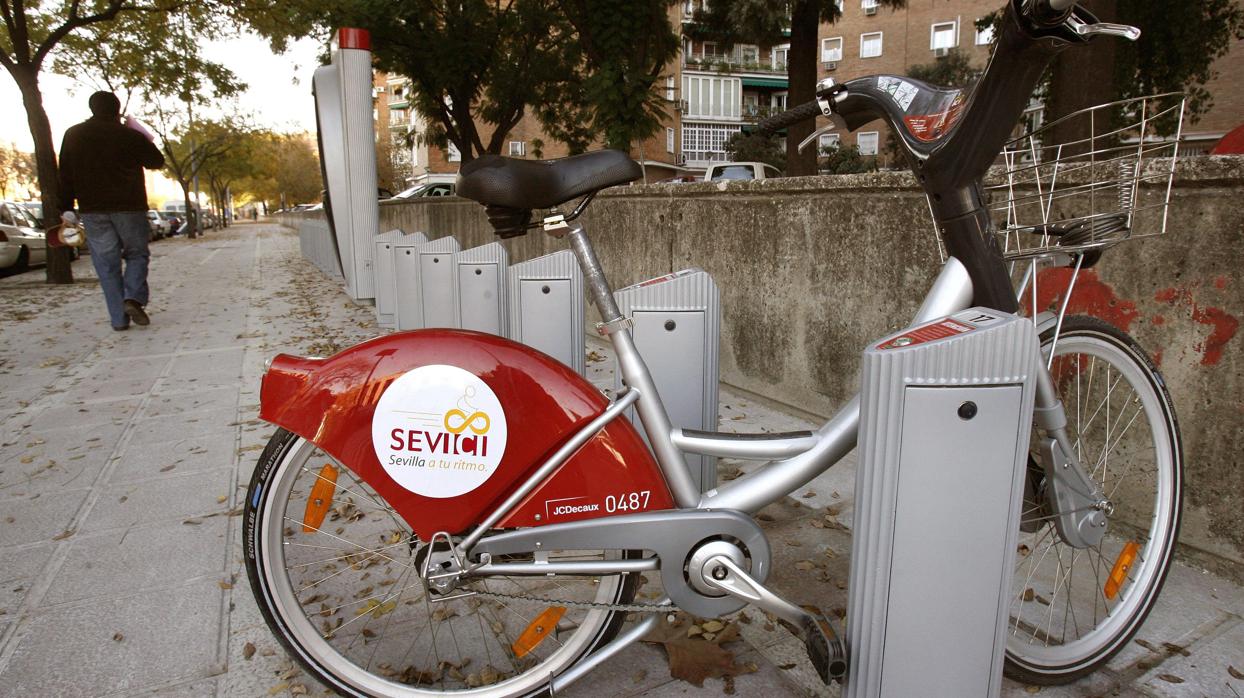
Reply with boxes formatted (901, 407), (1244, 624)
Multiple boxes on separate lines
(374, 0), (1243, 182)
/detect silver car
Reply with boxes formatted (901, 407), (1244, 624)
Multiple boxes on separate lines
(0, 201), (46, 272)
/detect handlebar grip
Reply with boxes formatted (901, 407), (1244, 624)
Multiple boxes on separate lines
(756, 100), (824, 136)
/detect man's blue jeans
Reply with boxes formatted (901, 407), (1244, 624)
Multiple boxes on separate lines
(82, 212), (150, 328)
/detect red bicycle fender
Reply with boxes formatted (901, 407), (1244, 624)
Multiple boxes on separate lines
(259, 329), (673, 539)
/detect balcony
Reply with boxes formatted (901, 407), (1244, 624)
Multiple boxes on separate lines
(740, 104), (783, 123)
(682, 55), (788, 76)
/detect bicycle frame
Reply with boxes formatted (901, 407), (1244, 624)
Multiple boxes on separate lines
(457, 217), (1106, 571)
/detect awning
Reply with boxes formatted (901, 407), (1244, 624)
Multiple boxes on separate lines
(741, 77), (787, 89)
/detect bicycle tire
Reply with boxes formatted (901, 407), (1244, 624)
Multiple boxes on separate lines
(244, 428), (640, 697)
(1004, 316), (1183, 684)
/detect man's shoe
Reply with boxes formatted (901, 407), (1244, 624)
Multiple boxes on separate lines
(113, 324), (130, 331)
(124, 299), (150, 326)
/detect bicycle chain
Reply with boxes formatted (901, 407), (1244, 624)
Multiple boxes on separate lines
(467, 586), (675, 614)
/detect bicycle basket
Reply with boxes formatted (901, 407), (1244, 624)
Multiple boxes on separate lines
(986, 93), (1186, 262)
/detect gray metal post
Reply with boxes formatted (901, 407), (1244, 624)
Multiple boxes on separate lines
(507, 250), (586, 374)
(393, 236), (460, 330)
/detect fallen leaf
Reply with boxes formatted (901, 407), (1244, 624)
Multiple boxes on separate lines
(643, 613), (759, 687)
(266, 683), (288, 696)
(218, 580), (233, 590)
(1228, 665), (1244, 680)
(795, 560), (816, 571)
(1156, 674), (1184, 684)
(113, 632), (124, 642)
(1024, 686), (1040, 694)
(243, 642), (256, 660)
(51, 529), (74, 541)
(1161, 642), (1190, 657)
(217, 495), (228, 503)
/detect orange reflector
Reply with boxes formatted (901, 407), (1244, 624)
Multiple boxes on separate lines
(511, 606), (566, 658)
(302, 464), (339, 532)
(1104, 540), (1140, 600)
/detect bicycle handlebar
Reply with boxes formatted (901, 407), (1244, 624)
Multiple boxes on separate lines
(755, 100), (824, 136)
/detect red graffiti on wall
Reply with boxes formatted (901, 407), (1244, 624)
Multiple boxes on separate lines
(1025, 268), (1140, 332)
(1154, 286), (1239, 366)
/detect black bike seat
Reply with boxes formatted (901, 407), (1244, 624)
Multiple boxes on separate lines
(456, 150), (642, 210)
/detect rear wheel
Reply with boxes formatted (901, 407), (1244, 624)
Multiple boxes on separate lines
(245, 429), (639, 697)
(1004, 317), (1182, 684)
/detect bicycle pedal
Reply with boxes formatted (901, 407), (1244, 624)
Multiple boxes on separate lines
(798, 607), (847, 684)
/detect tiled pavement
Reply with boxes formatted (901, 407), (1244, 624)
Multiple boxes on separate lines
(0, 223), (1240, 697)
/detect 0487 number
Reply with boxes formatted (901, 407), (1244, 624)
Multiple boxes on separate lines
(604, 490), (651, 513)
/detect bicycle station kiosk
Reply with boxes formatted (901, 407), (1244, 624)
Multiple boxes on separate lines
(847, 309), (1040, 697)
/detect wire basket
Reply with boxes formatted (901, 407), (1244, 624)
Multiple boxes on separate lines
(986, 93), (1186, 262)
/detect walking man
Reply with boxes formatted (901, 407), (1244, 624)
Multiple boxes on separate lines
(58, 91), (165, 331)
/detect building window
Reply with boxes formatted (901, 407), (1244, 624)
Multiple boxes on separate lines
(772, 92), (787, 111)
(739, 44), (760, 64)
(667, 127), (676, 153)
(860, 31), (883, 58)
(666, 76), (676, 101)
(681, 74), (742, 120)
(818, 133), (841, 150)
(702, 41), (721, 60)
(447, 142), (461, 163)
(822, 37), (843, 63)
(857, 131), (879, 155)
(975, 22), (995, 45)
(508, 141), (526, 157)
(681, 122), (743, 165)
(931, 21), (958, 51)
(861, 0), (879, 12)
(772, 43), (789, 70)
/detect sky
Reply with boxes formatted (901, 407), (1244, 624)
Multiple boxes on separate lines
(0, 31), (324, 153)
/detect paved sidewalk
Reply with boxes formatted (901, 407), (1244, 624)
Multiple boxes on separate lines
(0, 223), (1240, 697)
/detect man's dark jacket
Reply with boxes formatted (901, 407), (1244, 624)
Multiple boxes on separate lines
(58, 116), (164, 213)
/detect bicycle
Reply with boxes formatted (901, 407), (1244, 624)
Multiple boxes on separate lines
(244, 0), (1183, 694)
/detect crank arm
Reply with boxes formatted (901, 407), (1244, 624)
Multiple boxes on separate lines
(701, 555), (846, 683)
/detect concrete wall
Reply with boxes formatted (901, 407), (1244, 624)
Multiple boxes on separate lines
(291, 156), (1244, 569)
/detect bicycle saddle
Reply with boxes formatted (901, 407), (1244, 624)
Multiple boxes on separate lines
(456, 150), (642, 211)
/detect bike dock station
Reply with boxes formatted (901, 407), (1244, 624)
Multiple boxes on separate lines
(393, 235), (460, 330)
(507, 250), (586, 375)
(846, 309), (1040, 697)
(373, 229), (426, 329)
(615, 269), (721, 491)
(452, 242), (509, 334)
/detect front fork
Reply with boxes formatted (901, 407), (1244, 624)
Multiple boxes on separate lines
(1031, 354), (1111, 549)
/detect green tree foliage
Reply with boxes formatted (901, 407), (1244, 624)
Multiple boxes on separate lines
(907, 48), (981, 90)
(724, 131), (784, 170)
(236, 133), (322, 212)
(556, 0), (681, 151)
(976, 0), (1243, 136)
(819, 143), (877, 175)
(0, 144), (37, 199)
(255, 0), (590, 163)
(693, 0), (905, 176)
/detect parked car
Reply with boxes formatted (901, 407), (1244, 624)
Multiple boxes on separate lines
(703, 161), (783, 181)
(390, 182), (456, 200)
(658, 175), (700, 184)
(17, 202), (43, 228)
(0, 201), (47, 273)
(147, 210), (173, 239)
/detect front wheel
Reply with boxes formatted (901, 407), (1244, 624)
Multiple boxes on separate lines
(244, 429), (640, 697)
(1004, 316), (1183, 684)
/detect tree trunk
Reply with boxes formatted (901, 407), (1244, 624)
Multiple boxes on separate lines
(784, 0), (820, 176)
(12, 67), (74, 283)
(180, 183), (196, 238)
